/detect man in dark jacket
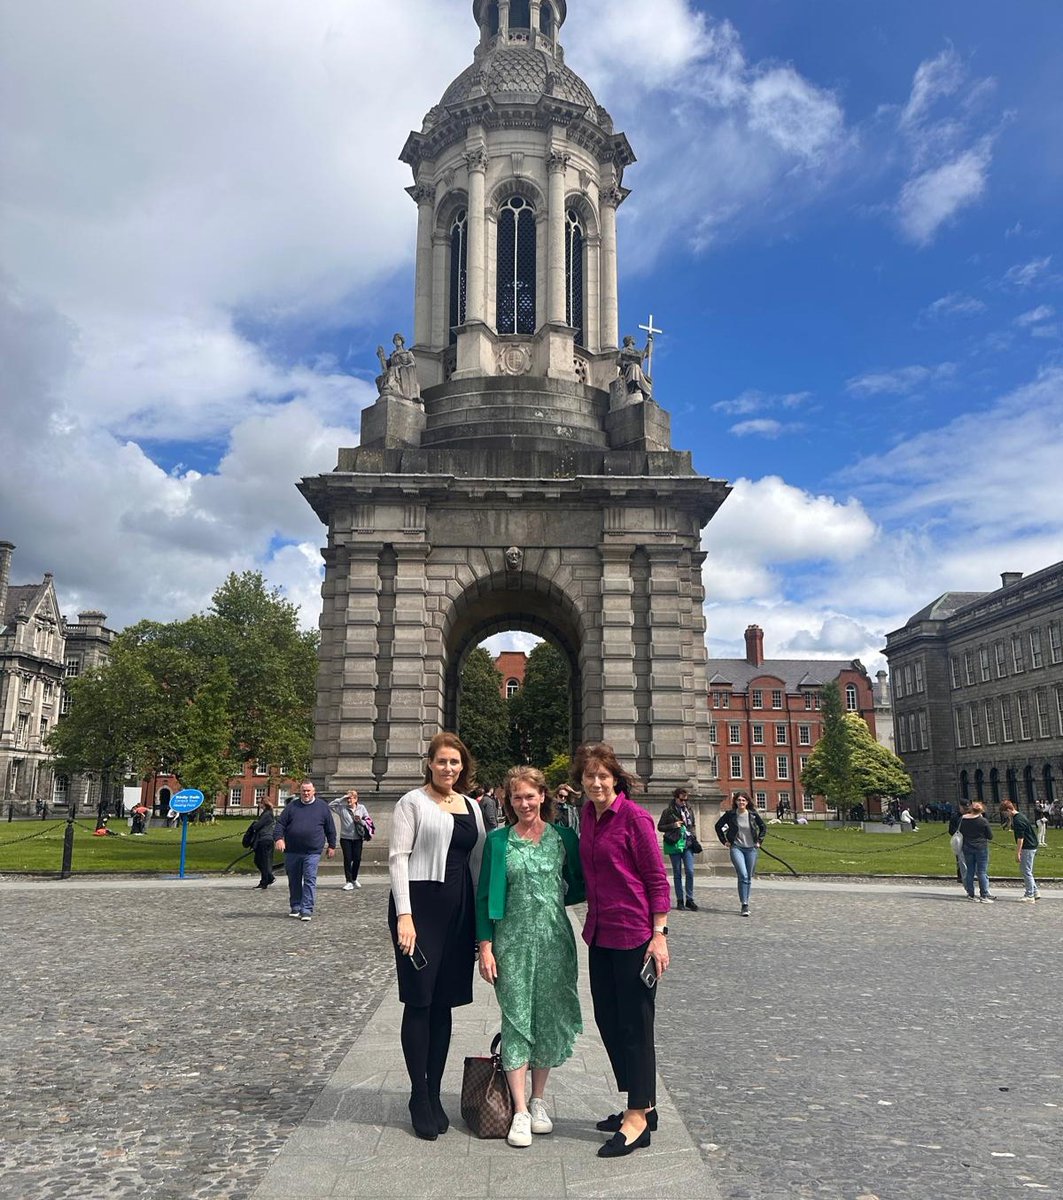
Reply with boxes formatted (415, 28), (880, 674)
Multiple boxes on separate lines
(274, 781), (336, 921)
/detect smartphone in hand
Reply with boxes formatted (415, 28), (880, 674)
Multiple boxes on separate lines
(410, 944), (428, 971)
(639, 957), (658, 989)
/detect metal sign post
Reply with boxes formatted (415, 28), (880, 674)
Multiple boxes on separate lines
(170, 789), (205, 880)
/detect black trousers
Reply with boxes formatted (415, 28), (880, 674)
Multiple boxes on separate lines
(341, 838), (364, 883)
(588, 940), (656, 1110)
(254, 841), (275, 886)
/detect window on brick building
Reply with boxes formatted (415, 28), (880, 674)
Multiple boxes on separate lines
(775, 723), (787, 744)
(751, 689), (763, 709)
(778, 790), (791, 810)
(730, 755), (743, 779)
(798, 724), (811, 746)
(1012, 635), (1025, 673)
(1029, 629), (1044, 669)
(845, 683), (858, 711)
(1000, 697), (1014, 742)
(804, 691), (814, 710)
(64, 658), (81, 678)
(255, 760), (268, 776)
(771, 689), (783, 709)
(754, 792), (767, 810)
(777, 756), (789, 779)
(752, 724), (764, 745)
(799, 755), (810, 774)
(979, 647), (991, 682)
(16, 714), (29, 747)
(994, 641), (1008, 678)
(254, 786), (268, 804)
(709, 722), (718, 744)
(753, 755), (766, 779)
(1017, 693), (1032, 740)
(803, 794), (815, 813)
(984, 701), (998, 744)
(729, 723), (741, 744)
(230, 786), (243, 806)
(1035, 689), (1050, 738)
(506, 679), (520, 698)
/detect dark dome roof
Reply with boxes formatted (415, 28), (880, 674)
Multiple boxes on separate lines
(441, 46), (600, 121)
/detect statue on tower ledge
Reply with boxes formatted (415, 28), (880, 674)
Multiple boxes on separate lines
(618, 334), (654, 400)
(376, 333), (422, 404)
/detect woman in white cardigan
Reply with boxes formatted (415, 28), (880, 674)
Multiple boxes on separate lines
(389, 732), (486, 1141)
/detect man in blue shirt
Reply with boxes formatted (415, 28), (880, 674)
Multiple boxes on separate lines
(274, 780), (336, 921)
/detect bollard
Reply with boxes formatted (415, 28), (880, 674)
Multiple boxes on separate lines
(7, 804), (12, 823)
(61, 815), (75, 879)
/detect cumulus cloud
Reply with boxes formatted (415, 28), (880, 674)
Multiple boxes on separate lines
(845, 363), (956, 397)
(897, 140), (993, 246)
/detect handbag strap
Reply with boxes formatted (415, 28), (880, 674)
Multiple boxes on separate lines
(490, 1032), (502, 1058)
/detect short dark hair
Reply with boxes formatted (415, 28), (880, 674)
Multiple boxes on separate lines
(424, 732), (476, 794)
(673, 787), (689, 801)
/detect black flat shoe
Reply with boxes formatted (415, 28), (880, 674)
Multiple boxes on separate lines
(596, 1108), (658, 1133)
(429, 1094), (449, 1134)
(597, 1126), (651, 1157)
(408, 1096), (438, 1140)
(685, 899), (699, 911)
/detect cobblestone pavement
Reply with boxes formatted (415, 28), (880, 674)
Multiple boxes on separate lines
(659, 879), (1063, 1200)
(2, 874), (1059, 1200)
(0, 876), (395, 1200)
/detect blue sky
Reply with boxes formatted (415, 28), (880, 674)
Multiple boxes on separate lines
(2, 0), (1061, 673)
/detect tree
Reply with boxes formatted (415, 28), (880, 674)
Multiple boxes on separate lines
(801, 686), (912, 816)
(544, 753), (571, 790)
(508, 641), (571, 768)
(458, 649), (511, 785)
(177, 661), (237, 816)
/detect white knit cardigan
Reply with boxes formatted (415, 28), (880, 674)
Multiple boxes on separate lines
(388, 787), (486, 916)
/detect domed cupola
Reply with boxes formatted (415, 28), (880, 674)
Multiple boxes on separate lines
(399, 0), (635, 389)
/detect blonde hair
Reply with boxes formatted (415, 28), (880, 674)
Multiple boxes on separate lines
(502, 766), (556, 824)
(969, 801), (985, 814)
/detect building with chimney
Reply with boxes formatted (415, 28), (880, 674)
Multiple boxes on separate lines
(884, 563), (1063, 814)
(0, 541), (116, 815)
(708, 625), (877, 817)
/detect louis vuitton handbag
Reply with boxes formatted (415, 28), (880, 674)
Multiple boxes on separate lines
(460, 1032), (513, 1139)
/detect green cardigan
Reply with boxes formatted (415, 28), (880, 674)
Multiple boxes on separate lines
(475, 823), (585, 943)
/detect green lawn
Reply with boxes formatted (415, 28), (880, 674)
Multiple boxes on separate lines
(0, 818), (261, 875)
(756, 822), (1063, 879)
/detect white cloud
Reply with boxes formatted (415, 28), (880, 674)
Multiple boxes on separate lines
(920, 292), (987, 322)
(729, 419), (798, 439)
(901, 48), (967, 131)
(1014, 305), (1055, 328)
(897, 139), (993, 246)
(845, 363), (956, 397)
(1002, 256), (1053, 289)
(714, 389), (810, 415)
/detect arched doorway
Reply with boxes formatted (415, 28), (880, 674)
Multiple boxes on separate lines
(156, 786), (171, 818)
(442, 573), (585, 753)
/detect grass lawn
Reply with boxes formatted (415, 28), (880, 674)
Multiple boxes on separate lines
(753, 822), (1063, 880)
(0, 818), (261, 876)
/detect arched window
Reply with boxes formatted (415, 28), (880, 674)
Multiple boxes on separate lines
(510, 0), (531, 27)
(497, 195), (537, 335)
(506, 679), (520, 699)
(1024, 765), (1035, 805)
(990, 768), (1000, 806)
(974, 768), (985, 803)
(565, 208), (585, 347)
(845, 683), (858, 711)
(449, 209), (468, 345)
(959, 770), (969, 800)
(1006, 767), (1018, 803)
(541, 4), (554, 36)
(1045, 764), (1056, 804)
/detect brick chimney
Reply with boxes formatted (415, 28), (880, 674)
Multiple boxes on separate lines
(744, 624), (765, 667)
(1000, 572), (1023, 589)
(0, 540), (14, 625)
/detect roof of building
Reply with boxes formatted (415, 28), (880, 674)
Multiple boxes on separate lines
(441, 46), (602, 122)
(905, 591), (989, 627)
(2, 583), (46, 629)
(709, 658), (867, 692)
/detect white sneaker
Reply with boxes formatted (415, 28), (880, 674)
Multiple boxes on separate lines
(353, 881), (362, 888)
(343, 882), (355, 891)
(507, 1111), (532, 1148)
(288, 911), (302, 918)
(529, 1097), (553, 1135)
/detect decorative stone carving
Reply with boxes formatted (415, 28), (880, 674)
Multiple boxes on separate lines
(497, 344), (533, 376)
(573, 356), (588, 384)
(464, 147), (489, 174)
(376, 334), (422, 403)
(505, 547), (524, 573)
(601, 186), (625, 209)
(511, 151), (525, 177)
(547, 151), (571, 174)
(618, 335), (653, 400)
(409, 183), (434, 206)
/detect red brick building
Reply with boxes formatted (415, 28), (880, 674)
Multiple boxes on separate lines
(708, 625), (877, 818)
(494, 651), (527, 700)
(141, 759), (300, 816)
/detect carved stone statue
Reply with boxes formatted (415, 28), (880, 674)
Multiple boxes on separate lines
(618, 334), (653, 400)
(376, 334), (421, 403)
(505, 546), (524, 573)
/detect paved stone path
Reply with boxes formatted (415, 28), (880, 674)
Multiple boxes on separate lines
(1, 873), (1059, 1199)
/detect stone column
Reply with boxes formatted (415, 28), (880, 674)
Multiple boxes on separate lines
(499, 1), (511, 39)
(465, 147), (488, 324)
(382, 543), (432, 789)
(547, 151), (569, 325)
(530, 0), (542, 46)
(585, 232), (601, 352)
(643, 545), (691, 789)
(431, 230), (449, 348)
(410, 185), (435, 347)
(600, 187), (620, 350)
(598, 544), (639, 762)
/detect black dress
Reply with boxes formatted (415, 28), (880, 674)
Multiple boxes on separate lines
(388, 801), (478, 1008)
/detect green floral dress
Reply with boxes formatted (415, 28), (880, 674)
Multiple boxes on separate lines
(494, 824), (583, 1071)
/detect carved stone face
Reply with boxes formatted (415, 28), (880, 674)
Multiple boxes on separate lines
(623, 335), (635, 348)
(393, 334), (405, 349)
(505, 546), (523, 570)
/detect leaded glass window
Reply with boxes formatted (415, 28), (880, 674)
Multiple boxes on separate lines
(565, 208), (585, 347)
(449, 209), (468, 345)
(497, 195), (537, 335)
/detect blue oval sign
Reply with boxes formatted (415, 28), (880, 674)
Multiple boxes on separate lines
(170, 788), (205, 814)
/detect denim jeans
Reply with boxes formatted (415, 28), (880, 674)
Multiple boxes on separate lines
(285, 851), (321, 914)
(669, 849), (696, 904)
(729, 845), (759, 905)
(962, 845), (990, 898)
(1019, 848), (1040, 897)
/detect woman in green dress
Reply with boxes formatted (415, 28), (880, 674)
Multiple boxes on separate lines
(476, 766), (584, 1148)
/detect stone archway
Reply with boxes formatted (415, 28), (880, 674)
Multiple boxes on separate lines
(442, 571), (586, 749)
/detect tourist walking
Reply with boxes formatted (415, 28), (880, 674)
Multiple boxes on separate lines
(715, 793), (767, 917)
(958, 800), (995, 902)
(1036, 812), (1049, 847)
(330, 788), (370, 890)
(657, 788), (699, 911)
(476, 766), (584, 1148)
(575, 742), (670, 1159)
(389, 733), (486, 1141)
(1001, 799), (1041, 902)
(273, 781), (336, 921)
(249, 796), (277, 889)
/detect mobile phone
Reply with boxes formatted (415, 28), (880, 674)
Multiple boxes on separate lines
(639, 957), (658, 989)
(410, 944), (428, 971)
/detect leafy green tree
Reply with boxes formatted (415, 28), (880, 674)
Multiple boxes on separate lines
(847, 714), (912, 799)
(544, 753), (572, 790)
(508, 641), (571, 768)
(459, 648), (511, 785)
(177, 661), (237, 816)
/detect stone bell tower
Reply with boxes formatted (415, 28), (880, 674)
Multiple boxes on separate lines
(300, 0), (731, 807)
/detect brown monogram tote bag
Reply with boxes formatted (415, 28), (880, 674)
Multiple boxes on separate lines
(460, 1033), (514, 1139)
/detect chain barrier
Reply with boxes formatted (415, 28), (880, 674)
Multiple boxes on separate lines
(766, 828), (950, 857)
(0, 823), (63, 854)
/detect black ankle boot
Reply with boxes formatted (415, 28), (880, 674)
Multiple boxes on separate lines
(428, 1093), (449, 1134)
(408, 1094), (438, 1140)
